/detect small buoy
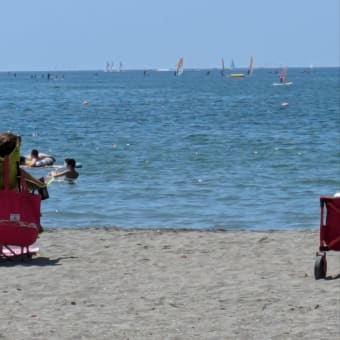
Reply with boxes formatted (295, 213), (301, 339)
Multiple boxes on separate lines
(83, 101), (89, 106)
(281, 102), (289, 107)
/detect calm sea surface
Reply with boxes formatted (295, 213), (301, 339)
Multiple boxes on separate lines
(0, 68), (339, 230)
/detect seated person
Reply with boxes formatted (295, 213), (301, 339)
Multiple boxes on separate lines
(0, 132), (46, 233)
(51, 158), (79, 179)
(26, 149), (56, 167)
(0, 132), (46, 191)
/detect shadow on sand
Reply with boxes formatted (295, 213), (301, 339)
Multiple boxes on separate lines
(0, 255), (78, 267)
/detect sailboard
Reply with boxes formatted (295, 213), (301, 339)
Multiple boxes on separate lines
(175, 57), (184, 76)
(272, 82), (293, 86)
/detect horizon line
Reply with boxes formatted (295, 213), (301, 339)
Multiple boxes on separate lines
(1, 65), (339, 73)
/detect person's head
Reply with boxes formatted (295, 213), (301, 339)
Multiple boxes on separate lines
(65, 158), (76, 168)
(31, 149), (39, 158)
(0, 132), (19, 157)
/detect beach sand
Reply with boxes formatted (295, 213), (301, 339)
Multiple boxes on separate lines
(0, 228), (339, 339)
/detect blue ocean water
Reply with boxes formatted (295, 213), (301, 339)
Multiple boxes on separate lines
(0, 68), (339, 230)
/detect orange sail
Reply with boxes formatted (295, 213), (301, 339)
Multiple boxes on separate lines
(176, 57), (184, 76)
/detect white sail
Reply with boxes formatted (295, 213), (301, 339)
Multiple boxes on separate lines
(247, 56), (254, 75)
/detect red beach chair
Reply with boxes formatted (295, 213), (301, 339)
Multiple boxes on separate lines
(314, 196), (340, 279)
(0, 156), (40, 260)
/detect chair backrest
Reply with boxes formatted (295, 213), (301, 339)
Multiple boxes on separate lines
(321, 197), (340, 251)
(0, 152), (40, 247)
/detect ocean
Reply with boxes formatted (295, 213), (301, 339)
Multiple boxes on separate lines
(0, 67), (339, 230)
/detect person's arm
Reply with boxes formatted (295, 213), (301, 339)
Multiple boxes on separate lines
(20, 168), (46, 189)
(28, 158), (37, 167)
(38, 152), (52, 159)
(51, 169), (69, 178)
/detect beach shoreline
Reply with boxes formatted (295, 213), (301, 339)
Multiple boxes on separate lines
(1, 228), (339, 339)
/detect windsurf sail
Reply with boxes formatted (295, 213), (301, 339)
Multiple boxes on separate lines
(230, 59), (235, 69)
(247, 56), (254, 75)
(272, 65), (293, 86)
(175, 57), (184, 76)
(221, 58), (225, 77)
(278, 66), (287, 83)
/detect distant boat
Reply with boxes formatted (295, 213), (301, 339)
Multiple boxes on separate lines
(230, 73), (245, 78)
(104, 61), (114, 72)
(175, 57), (184, 76)
(229, 56), (254, 78)
(104, 61), (123, 72)
(272, 66), (293, 86)
(230, 58), (245, 78)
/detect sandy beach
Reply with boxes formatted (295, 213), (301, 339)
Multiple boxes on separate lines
(0, 228), (339, 339)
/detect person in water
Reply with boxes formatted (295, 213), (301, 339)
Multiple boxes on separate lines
(26, 149), (56, 167)
(51, 158), (79, 179)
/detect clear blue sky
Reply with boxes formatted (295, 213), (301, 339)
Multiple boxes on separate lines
(1, 0), (339, 71)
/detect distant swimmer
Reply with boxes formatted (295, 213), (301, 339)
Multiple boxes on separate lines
(26, 149), (56, 167)
(50, 158), (79, 180)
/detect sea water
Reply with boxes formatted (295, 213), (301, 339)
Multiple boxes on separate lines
(0, 68), (339, 230)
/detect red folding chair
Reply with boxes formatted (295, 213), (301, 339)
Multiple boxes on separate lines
(314, 196), (340, 279)
(0, 156), (40, 261)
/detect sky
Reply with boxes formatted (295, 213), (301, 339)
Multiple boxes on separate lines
(1, 0), (339, 71)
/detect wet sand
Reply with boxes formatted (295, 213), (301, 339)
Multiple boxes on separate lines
(0, 228), (339, 339)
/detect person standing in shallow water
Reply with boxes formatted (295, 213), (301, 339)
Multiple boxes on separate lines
(51, 158), (79, 179)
